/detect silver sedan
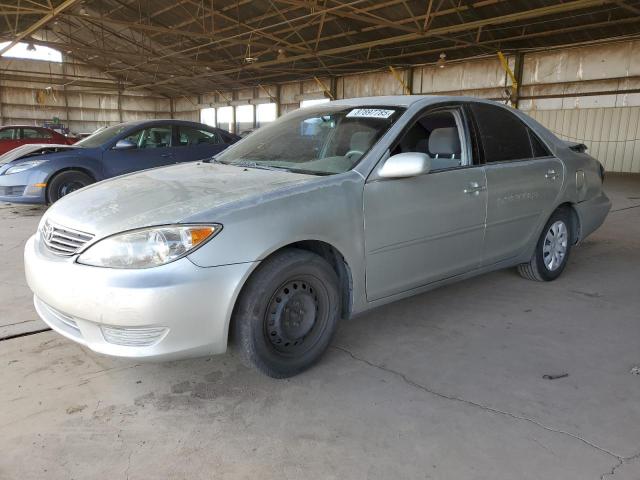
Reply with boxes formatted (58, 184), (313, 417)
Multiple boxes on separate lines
(25, 96), (611, 377)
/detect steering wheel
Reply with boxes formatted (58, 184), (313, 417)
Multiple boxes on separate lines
(345, 150), (364, 161)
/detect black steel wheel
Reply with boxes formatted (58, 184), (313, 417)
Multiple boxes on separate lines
(47, 170), (94, 204)
(233, 248), (340, 378)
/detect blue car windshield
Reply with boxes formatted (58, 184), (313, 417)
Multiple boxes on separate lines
(75, 124), (129, 148)
(215, 106), (403, 175)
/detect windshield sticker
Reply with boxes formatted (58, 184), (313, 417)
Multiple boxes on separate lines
(346, 108), (395, 119)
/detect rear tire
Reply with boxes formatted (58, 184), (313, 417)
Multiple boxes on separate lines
(233, 248), (340, 378)
(47, 170), (94, 204)
(518, 208), (572, 282)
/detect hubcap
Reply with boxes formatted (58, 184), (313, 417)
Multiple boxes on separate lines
(59, 182), (84, 197)
(265, 279), (323, 354)
(543, 220), (568, 271)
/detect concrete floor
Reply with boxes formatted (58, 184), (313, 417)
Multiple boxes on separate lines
(1, 174), (639, 480)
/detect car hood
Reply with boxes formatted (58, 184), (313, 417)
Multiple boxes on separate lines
(0, 143), (80, 165)
(44, 162), (316, 238)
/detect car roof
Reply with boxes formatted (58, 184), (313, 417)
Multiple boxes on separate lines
(113, 119), (219, 129)
(0, 125), (58, 130)
(328, 95), (505, 108)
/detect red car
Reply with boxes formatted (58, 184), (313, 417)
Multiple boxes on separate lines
(0, 126), (74, 155)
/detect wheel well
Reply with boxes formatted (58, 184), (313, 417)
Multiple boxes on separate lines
(46, 167), (96, 202)
(227, 241), (353, 347)
(556, 202), (581, 244)
(48, 167), (96, 183)
(285, 241), (353, 319)
(238, 241), (353, 318)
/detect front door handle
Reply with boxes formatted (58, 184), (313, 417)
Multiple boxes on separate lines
(160, 153), (173, 158)
(545, 169), (558, 180)
(464, 182), (486, 195)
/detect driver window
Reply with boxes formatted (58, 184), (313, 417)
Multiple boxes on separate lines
(391, 110), (466, 170)
(122, 126), (172, 149)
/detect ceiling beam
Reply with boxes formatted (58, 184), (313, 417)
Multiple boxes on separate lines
(0, 0), (81, 56)
(130, 0), (616, 91)
(612, 0), (640, 15)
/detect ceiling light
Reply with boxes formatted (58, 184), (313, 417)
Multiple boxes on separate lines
(436, 52), (447, 69)
(78, 6), (89, 16)
(26, 42), (36, 52)
(277, 48), (287, 60)
(243, 57), (258, 64)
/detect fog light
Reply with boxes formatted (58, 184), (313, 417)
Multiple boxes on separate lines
(23, 184), (44, 196)
(100, 325), (169, 347)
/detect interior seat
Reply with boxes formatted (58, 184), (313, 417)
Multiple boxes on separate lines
(428, 127), (462, 170)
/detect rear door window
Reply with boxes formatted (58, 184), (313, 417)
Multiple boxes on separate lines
(176, 126), (221, 146)
(469, 103), (533, 162)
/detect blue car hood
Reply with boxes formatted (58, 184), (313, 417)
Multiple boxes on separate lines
(0, 144), (84, 166)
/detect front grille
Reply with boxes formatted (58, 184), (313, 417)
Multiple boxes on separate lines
(41, 220), (94, 256)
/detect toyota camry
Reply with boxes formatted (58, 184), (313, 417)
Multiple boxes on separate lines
(24, 96), (611, 377)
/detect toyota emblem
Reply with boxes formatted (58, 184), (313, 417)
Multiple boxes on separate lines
(43, 222), (54, 242)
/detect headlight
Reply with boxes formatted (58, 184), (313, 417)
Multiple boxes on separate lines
(77, 224), (221, 268)
(4, 160), (47, 175)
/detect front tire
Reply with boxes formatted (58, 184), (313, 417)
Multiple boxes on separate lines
(47, 170), (94, 204)
(233, 248), (340, 378)
(518, 208), (572, 282)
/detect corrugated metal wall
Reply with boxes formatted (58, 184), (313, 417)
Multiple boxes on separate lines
(528, 107), (640, 172)
(0, 58), (172, 134)
(518, 41), (640, 172)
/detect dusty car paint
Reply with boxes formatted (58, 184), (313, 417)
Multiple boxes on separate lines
(25, 95), (611, 360)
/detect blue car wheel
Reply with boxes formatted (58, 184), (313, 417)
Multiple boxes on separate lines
(47, 170), (94, 204)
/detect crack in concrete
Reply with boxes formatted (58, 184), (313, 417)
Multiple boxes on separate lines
(601, 452), (640, 480)
(332, 345), (626, 465)
(124, 450), (133, 480)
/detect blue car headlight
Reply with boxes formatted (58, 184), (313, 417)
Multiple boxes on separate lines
(4, 160), (47, 175)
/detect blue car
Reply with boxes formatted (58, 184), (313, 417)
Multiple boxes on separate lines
(0, 119), (239, 204)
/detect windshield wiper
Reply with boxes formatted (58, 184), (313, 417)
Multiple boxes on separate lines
(225, 160), (292, 172)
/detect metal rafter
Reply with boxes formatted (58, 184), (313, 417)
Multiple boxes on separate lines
(1, 0), (637, 96)
(130, 0), (620, 91)
(0, 0), (81, 55)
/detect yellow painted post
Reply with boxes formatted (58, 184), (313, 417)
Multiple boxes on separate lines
(389, 66), (411, 95)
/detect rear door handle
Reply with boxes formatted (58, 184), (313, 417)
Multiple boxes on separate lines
(545, 169), (558, 180)
(464, 182), (487, 195)
(160, 153), (174, 158)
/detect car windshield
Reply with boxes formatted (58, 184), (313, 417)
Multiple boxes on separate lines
(75, 124), (129, 148)
(214, 106), (403, 175)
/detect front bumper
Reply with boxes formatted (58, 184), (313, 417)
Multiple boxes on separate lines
(0, 169), (47, 204)
(24, 234), (257, 360)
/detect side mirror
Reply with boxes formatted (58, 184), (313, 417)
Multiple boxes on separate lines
(378, 152), (431, 179)
(113, 139), (136, 150)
